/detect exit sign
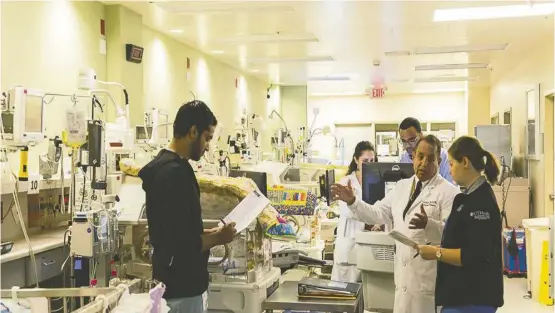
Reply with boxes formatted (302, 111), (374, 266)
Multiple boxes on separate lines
(372, 88), (385, 98)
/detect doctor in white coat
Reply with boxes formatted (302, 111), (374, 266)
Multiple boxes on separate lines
(331, 141), (378, 283)
(332, 135), (460, 313)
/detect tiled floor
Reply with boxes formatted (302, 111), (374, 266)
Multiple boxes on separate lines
(498, 277), (552, 313)
(365, 277), (553, 313)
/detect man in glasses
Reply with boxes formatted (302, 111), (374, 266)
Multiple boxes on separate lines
(399, 117), (453, 183)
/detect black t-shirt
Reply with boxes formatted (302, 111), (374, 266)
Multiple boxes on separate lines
(139, 149), (209, 299)
(436, 179), (504, 307)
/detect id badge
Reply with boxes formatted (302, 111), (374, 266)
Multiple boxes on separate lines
(202, 291), (208, 312)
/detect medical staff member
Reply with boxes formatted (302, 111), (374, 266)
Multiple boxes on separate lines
(399, 117), (453, 183)
(139, 101), (237, 313)
(418, 136), (504, 313)
(332, 141), (377, 283)
(332, 135), (460, 313)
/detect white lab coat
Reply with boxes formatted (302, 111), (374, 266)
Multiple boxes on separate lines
(347, 174), (460, 313)
(331, 173), (365, 283)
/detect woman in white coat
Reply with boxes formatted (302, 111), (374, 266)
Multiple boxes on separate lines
(331, 141), (378, 283)
(332, 135), (460, 313)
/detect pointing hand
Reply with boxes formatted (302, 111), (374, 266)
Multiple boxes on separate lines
(409, 205), (428, 229)
(331, 179), (356, 205)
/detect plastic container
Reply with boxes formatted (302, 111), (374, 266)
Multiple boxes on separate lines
(522, 217), (550, 301)
(502, 228), (527, 276)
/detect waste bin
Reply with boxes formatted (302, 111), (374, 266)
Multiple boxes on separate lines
(522, 217), (550, 301)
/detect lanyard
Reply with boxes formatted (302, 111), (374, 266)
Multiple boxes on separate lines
(408, 177), (431, 200)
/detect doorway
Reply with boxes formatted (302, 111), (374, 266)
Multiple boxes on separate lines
(546, 89), (555, 215)
(334, 123), (373, 166)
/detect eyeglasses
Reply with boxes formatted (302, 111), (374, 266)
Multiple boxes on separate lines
(400, 137), (419, 145)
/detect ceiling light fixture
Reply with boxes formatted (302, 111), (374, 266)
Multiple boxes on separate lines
(157, 2), (295, 14)
(248, 56), (335, 63)
(309, 92), (366, 97)
(414, 76), (478, 83)
(414, 43), (508, 55)
(387, 78), (411, 83)
(412, 88), (467, 94)
(414, 63), (489, 71)
(433, 3), (555, 22)
(308, 76), (351, 81)
(250, 69), (260, 73)
(211, 50), (225, 54)
(384, 51), (411, 57)
(214, 33), (319, 44)
(169, 29), (184, 34)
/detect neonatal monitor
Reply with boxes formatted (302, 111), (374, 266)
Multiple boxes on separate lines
(143, 108), (170, 145)
(154, 111), (170, 144)
(362, 163), (414, 204)
(6, 86), (46, 145)
(229, 170), (268, 197)
(135, 126), (153, 144)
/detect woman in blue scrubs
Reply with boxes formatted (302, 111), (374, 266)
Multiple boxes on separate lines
(417, 136), (504, 313)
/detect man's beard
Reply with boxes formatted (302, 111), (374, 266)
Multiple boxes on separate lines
(191, 137), (204, 161)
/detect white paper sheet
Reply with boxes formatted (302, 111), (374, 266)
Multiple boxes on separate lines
(219, 190), (270, 233)
(388, 230), (418, 249)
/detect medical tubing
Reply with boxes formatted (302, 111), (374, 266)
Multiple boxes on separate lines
(87, 202), (110, 241)
(11, 175), (40, 287)
(0, 116), (39, 287)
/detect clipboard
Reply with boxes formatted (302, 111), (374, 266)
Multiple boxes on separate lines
(388, 230), (418, 249)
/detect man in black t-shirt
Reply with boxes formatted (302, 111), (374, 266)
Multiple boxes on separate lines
(139, 100), (236, 312)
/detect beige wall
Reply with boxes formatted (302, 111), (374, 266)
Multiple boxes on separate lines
(467, 86), (491, 135)
(307, 92), (467, 154)
(544, 93), (554, 216)
(281, 86), (308, 138)
(0, 2), (269, 239)
(490, 37), (554, 218)
(1, 1), (269, 175)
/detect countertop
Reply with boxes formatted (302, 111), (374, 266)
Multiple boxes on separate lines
(1, 227), (68, 263)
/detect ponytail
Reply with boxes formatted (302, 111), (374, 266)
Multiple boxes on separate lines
(483, 150), (500, 184)
(347, 159), (358, 175)
(347, 141), (376, 175)
(448, 136), (501, 184)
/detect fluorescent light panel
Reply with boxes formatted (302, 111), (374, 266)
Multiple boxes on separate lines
(248, 56), (335, 63)
(385, 50), (411, 57)
(214, 33), (319, 44)
(169, 29), (183, 34)
(434, 3), (555, 22)
(414, 63), (489, 71)
(310, 92), (366, 97)
(387, 78), (411, 83)
(414, 43), (508, 55)
(412, 88), (467, 94)
(308, 76), (351, 81)
(414, 76), (478, 83)
(157, 2), (295, 14)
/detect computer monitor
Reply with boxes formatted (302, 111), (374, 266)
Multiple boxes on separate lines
(319, 169), (335, 205)
(135, 126), (152, 144)
(362, 163), (414, 205)
(229, 170), (268, 197)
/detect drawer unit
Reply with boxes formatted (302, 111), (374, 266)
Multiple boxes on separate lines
(1, 258), (26, 288)
(25, 247), (66, 286)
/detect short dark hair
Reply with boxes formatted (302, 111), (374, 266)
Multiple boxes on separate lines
(399, 117), (422, 133)
(173, 100), (218, 138)
(414, 134), (442, 160)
